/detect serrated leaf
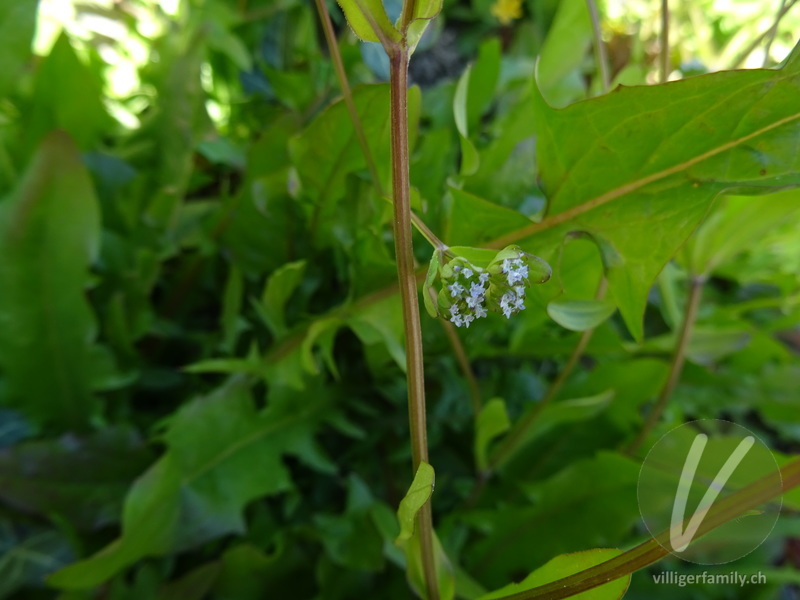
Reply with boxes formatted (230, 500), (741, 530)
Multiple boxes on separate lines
(48, 383), (330, 589)
(492, 47), (800, 341)
(547, 299), (617, 331)
(0, 131), (101, 430)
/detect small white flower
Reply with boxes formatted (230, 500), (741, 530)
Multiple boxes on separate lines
(479, 272), (490, 285)
(470, 282), (485, 298)
(450, 304), (460, 316)
(514, 285), (525, 296)
(463, 313), (475, 327)
(449, 282), (465, 297)
(462, 268), (473, 279)
(451, 313), (464, 327)
(502, 258), (512, 273)
(475, 304), (488, 319)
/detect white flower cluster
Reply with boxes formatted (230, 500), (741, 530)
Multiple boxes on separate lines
(499, 258), (529, 318)
(447, 266), (490, 328)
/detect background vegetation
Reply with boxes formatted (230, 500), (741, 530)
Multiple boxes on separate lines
(1, 0), (800, 598)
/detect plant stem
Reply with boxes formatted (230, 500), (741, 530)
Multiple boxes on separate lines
(730, 0), (799, 68)
(389, 44), (438, 600)
(585, 0), (610, 93)
(659, 0), (670, 83)
(315, 0), (448, 253)
(763, 0), (788, 67)
(627, 274), (705, 455)
(486, 278), (608, 474)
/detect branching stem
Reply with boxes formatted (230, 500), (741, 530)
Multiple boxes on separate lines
(389, 43), (438, 600)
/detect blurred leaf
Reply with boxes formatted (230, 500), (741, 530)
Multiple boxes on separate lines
(258, 260), (308, 337)
(454, 66), (480, 176)
(48, 382), (331, 589)
(536, 0), (592, 106)
(547, 299), (617, 331)
(0, 427), (153, 531)
(681, 190), (800, 276)
(23, 33), (112, 154)
(0, 525), (73, 599)
(475, 398), (510, 471)
(0, 131), (101, 429)
(479, 548), (630, 600)
(465, 453), (640, 586)
(0, 0), (37, 99)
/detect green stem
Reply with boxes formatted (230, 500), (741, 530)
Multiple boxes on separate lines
(486, 278), (608, 474)
(627, 273), (705, 455)
(492, 457), (800, 599)
(315, 0), (448, 253)
(763, 0), (789, 67)
(389, 44), (439, 600)
(585, 0), (610, 92)
(659, 0), (670, 83)
(730, 0), (799, 68)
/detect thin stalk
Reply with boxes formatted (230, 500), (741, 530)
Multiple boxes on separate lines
(315, 0), (448, 253)
(627, 274), (705, 455)
(585, 0), (610, 93)
(486, 278), (608, 474)
(389, 45), (438, 600)
(659, 0), (670, 83)
(763, 0), (788, 67)
(730, 0), (799, 68)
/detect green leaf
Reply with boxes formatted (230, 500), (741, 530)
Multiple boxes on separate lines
(0, 0), (37, 98)
(536, 0), (593, 106)
(259, 260), (307, 337)
(396, 462), (435, 542)
(465, 453), (641, 586)
(424, 250), (442, 318)
(479, 548), (630, 600)
(23, 33), (113, 155)
(406, 0), (443, 51)
(467, 39), (501, 131)
(681, 190), (800, 276)
(504, 48), (800, 341)
(454, 66), (480, 176)
(336, 0), (401, 44)
(0, 526), (73, 598)
(48, 382), (331, 589)
(0, 427), (153, 531)
(394, 463), (455, 600)
(0, 131), (101, 430)
(348, 295), (406, 372)
(475, 398), (510, 471)
(547, 299), (617, 331)
(289, 83), (421, 248)
(446, 187), (532, 247)
(499, 391), (615, 471)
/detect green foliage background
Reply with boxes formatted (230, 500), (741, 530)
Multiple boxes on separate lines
(1, 0), (800, 598)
